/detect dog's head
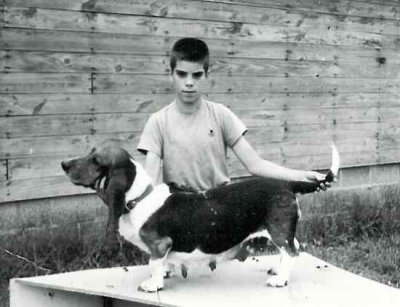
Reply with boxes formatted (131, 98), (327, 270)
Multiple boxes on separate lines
(61, 140), (132, 189)
(62, 140), (153, 205)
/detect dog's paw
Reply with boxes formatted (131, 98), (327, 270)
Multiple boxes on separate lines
(138, 277), (163, 292)
(266, 275), (288, 287)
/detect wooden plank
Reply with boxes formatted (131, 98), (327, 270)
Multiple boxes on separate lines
(0, 132), (140, 159)
(93, 74), (400, 94)
(211, 57), (400, 78)
(8, 156), (66, 180)
(205, 0), (400, 21)
(247, 137), (378, 171)
(229, 150), (379, 177)
(3, 50), (400, 79)
(0, 114), (94, 138)
(0, 28), (173, 55)
(226, 40), (400, 63)
(2, 28), (399, 66)
(0, 93), (174, 116)
(90, 113), (151, 134)
(0, 175), (93, 202)
(379, 106), (400, 121)
(283, 121), (379, 141)
(4, 6), (397, 48)
(377, 148), (400, 165)
(0, 73), (91, 94)
(2, 92), (399, 116)
(4, 0), (400, 36)
(8, 154), (146, 181)
(378, 121), (400, 151)
(238, 107), (380, 127)
(0, 51), (170, 74)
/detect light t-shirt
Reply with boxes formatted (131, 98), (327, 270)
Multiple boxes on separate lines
(137, 99), (247, 191)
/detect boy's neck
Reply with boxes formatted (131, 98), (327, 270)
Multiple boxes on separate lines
(175, 97), (203, 115)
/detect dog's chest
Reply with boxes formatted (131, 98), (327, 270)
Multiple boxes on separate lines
(118, 184), (171, 253)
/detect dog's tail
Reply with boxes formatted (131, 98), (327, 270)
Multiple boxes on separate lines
(292, 143), (340, 194)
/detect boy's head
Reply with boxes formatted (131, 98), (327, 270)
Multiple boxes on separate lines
(170, 38), (209, 74)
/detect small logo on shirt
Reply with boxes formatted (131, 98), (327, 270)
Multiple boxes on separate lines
(208, 129), (215, 137)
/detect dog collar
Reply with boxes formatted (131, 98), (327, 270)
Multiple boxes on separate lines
(125, 183), (154, 211)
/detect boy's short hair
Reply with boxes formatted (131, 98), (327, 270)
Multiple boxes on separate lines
(170, 38), (209, 73)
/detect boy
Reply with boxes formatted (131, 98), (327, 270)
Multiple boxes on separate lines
(138, 37), (329, 192)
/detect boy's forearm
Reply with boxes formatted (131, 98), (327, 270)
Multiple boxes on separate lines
(248, 159), (307, 182)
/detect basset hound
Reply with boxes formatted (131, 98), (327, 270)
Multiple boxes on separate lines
(62, 141), (340, 292)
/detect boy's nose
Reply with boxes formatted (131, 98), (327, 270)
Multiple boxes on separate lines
(185, 76), (194, 87)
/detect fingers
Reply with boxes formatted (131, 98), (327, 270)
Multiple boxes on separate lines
(315, 181), (331, 192)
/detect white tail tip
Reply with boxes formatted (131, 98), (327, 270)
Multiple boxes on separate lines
(330, 143), (340, 177)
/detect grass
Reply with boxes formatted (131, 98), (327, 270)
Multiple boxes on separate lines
(300, 187), (400, 288)
(304, 234), (400, 288)
(1, 189), (400, 306)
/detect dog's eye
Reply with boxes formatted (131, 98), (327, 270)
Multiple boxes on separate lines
(92, 156), (100, 165)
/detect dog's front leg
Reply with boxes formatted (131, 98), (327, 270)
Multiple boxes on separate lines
(267, 247), (294, 287)
(138, 257), (166, 292)
(138, 231), (173, 292)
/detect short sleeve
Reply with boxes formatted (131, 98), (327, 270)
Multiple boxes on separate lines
(137, 113), (163, 157)
(220, 105), (247, 147)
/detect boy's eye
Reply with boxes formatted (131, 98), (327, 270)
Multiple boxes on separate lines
(176, 71), (187, 78)
(193, 72), (204, 79)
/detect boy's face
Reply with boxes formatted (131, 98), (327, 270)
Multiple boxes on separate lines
(170, 60), (207, 105)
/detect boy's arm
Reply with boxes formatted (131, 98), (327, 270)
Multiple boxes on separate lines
(232, 136), (329, 189)
(144, 151), (162, 185)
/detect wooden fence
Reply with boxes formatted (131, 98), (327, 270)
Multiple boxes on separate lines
(1, 0), (400, 202)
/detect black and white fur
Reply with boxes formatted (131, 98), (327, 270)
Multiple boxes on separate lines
(62, 142), (340, 292)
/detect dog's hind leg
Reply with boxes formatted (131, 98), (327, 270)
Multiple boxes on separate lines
(138, 232), (173, 292)
(265, 194), (300, 287)
(266, 247), (295, 287)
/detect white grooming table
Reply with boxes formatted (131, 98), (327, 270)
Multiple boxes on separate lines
(10, 253), (400, 307)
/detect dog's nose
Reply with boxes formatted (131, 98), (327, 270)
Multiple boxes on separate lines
(61, 161), (69, 172)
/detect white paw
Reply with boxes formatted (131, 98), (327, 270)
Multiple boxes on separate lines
(138, 277), (163, 292)
(266, 275), (288, 287)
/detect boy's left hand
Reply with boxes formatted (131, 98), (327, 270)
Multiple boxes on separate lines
(305, 171), (332, 192)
